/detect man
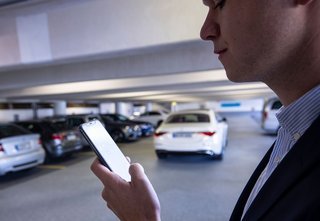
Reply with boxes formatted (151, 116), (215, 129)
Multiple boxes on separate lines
(91, 0), (320, 220)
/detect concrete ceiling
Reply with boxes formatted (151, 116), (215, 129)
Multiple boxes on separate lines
(0, 0), (275, 104)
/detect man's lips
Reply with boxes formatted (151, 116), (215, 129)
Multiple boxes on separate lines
(214, 48), (228, 55)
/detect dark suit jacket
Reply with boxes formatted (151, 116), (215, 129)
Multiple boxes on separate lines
(230, 115), (320, 221)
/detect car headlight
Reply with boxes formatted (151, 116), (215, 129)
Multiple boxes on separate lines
(123, 126), (133, 133)
(140, 124), (148, 129)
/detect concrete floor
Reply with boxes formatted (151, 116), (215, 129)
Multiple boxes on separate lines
(0, 113), (275, 221)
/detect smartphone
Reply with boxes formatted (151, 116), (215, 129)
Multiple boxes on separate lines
(79, 119), (131, 182)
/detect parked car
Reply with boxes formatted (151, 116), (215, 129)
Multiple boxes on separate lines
(134, 110), (169, 127)
(0, 123), (45, 175)
(100, 115), (141, 142)
(153, 109), (228, 160)
(16, 119), (83, 161)
(261, 97), (282, 134)
(103, 113), (154, 136)
(63, 114), (105, 147)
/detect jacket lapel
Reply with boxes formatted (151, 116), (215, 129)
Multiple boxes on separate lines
(243, 115), (320, 221)
(229, 144), (274, 220)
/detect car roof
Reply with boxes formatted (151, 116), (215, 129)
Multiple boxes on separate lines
(15, 120), (43, 124)
(67, 114), (100, 117)
(169, 109), (214, 115)
(0, 122), (19, 126)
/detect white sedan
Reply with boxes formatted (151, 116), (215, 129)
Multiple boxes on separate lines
(153, 109), (228, 160)
(134, 110), (169, 127)
(0, 123), (45, 175)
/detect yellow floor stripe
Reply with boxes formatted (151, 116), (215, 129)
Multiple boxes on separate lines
(38, 165), (66, 170)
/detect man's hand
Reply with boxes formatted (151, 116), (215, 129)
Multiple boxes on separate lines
(91, 158), (161, 221)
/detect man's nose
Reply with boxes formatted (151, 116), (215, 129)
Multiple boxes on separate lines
(200, 12), (220, 41)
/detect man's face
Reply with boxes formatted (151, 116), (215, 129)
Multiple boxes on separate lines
(200, 0), (306, 84)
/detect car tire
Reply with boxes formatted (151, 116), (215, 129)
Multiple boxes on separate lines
(215, 152), (224, 160)
(43, 145), (54, 163)
(213, 148), (224, 160)
(156, 151), (167, 159)
(110, 130), (125, 142)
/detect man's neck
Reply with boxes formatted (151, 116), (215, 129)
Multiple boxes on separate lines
(266, 40), (320, 106)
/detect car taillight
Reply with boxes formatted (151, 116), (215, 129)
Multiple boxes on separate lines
(52, 134), (63, 140)
(199, 132), (215, 136)
(263, 111), (268, 120)
(154, 132), (167, 137)
(0, 143), (4, 152)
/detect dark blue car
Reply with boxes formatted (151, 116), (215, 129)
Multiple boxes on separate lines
(102, 113), (154, 137)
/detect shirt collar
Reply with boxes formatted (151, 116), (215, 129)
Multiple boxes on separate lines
(276, 85), (320, 140)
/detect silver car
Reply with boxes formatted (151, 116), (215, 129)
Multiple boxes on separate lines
(0, 123), (45, 175)
(16, 120), (83, 160)
(261, 98), (282, 134)
(64, 114), (105, 146)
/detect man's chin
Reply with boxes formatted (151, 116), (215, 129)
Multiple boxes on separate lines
(225, 71), (257, 83)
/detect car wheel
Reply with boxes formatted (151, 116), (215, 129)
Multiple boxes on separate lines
(156, 151), (167, 159)
(215, 152), (224, 160)
(213, 148), (224, 160)
(43, 145), (54, 163)
(110, 130), (125, 142)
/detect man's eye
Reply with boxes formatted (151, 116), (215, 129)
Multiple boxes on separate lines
(214, 0), (226, 9)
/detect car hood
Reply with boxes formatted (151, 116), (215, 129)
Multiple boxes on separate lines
(130, 120), (150, 125)
(104, 121), (137, 127)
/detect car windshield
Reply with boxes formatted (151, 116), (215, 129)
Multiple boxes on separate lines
(43, 121), (70, 132)
(102, 116), (115, 123)
(107, 114), (128, 122)
(88, 116), (100, 121)
(117, 115), (129, 121)
(166, 113), (210, 123)
(0, 124), (29, 139)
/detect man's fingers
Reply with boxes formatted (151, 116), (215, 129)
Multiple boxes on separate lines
(129, 163), (161, 211)
(129, 163), (146, 181)
(91, 158), (113, 186)
(91, 158), (131, 188)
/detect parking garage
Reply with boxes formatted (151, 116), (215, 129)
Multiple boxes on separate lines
(0, 1), (281, 221)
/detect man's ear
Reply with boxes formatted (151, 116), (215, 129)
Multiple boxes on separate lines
(295, 0), (314, 5)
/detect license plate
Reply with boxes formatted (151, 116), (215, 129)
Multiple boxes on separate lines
(15, 143), (31, 151)
(67, 135), (76, 140)
(172, 132), (193, 138)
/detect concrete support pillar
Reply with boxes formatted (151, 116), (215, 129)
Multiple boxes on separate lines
(99, 102), (116, 114)
(171, 101), (177, 112)
(115, 102), (127, 116)
(32, 103), (38, 120)
(146, 102), (153, 112)
(116, 102), (134, 116)
(54, 101), (67, 116)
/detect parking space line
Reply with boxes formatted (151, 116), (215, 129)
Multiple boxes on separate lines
(37, 165), (66, 170)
